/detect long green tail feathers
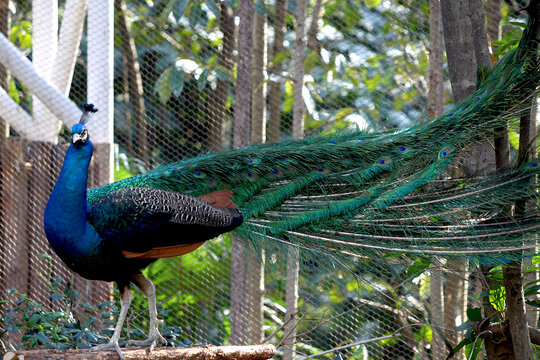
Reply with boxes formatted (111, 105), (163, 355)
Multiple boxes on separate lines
(86, 4), (540, 263)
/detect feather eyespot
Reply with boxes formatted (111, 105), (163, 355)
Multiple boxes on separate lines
(376, 158), (391, 166)
(246, 171), (259, 180)
(246, 158), (261, 165)
(194, 171), (206, 178)
(438, 148), (452, 159)
(206, 177), (217, 188)
(357, 138), (366, 141)
(330, 141), (338, 145)
(397, 146), (410, 153)
(530, 162), (538, 168)
(447, 112), (454, 118)
(270, 168), (284, 177)
(315, 167), (330, 175)
(475, 97), (481, 102)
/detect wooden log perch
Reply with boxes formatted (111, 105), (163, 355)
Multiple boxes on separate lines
(3, 344), (277, 360)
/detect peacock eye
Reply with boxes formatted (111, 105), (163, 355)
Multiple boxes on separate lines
(270, 168), (284, 177)
(376, 157), (391, 166)
(530, 162), (538, 167)
(246, 171), (259, 180)
(439, 148), (452, 158)
(398, 146), (410, 153)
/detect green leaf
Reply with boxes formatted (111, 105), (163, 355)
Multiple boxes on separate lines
(39, 253), (52, 260)
(36, 331), (51, 344)
(169, 67), (186, 97)
(509, 21), (526, 28)
(364, 0), (380, 8)
(406, 258), (431, 278)
(464, 338), (482, 360)
(466, 307), (482, 322)
(198, 69), (209, 91)
(27, 313), (42, 326)
(524, 284), (540, 297)
(173, 0), (190, 20)
(159, 0), (177, 25)
(526, 299), (540, 308)
(489, 284), (506, 311)
(454, 320), (471, 333)
(50, 293), (63, 303)
(155, 67), (173, 103)
(448, 337), (472, 359)
(188, 0), (203, 28)
(473, 291), (490, 301)
(205, 0), (220, 18)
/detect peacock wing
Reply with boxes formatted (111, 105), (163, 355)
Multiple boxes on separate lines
(87, 188), (243, 259)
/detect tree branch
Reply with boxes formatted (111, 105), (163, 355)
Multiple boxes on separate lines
(4, 344), (277, 360)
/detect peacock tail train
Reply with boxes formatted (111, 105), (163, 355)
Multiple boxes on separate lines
(87, 5), (540, 264)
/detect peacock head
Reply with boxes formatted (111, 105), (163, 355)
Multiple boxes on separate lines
(71, 104), (98, 147)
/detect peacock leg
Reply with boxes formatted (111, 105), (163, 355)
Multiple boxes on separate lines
(92, 283), (131, 360)
(126, 273), (167, 351)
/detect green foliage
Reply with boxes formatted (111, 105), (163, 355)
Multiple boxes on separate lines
(0, 279), (113, 351)
(0, 255), (189, 354)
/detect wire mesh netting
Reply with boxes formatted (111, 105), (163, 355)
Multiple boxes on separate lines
(0, 0), (539, 359)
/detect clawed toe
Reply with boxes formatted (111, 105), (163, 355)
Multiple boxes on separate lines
(92, 340), (125, 360)
(126, 331), (167, 351)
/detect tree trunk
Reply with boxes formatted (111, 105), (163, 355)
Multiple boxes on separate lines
(230, 0), (254, 346)
(486, 0), (502, 53)
(211, 1), (234, 151)
(307, 0), (323, 53)
(430, 258), (445, 360)
(428, 0), (443, 120)
(292, 0), (306, 140)
(282, 2), (306, 358)
(0, 0), (9, 144)
(521, 100), (539, 328)
(440, 2), (498, 360)
(251, 0), (267, 144)
(266, 0), (287, 143)
(115, 0), (149, 168)
(427, 3), (446, 358)
(499, 95), (538, 360)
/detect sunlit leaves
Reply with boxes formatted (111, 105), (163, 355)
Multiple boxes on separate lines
(364, 0), (381, 8)
(155, 67), (173, 103)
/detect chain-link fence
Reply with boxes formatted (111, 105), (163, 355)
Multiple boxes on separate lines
(0, 0), (538, 359)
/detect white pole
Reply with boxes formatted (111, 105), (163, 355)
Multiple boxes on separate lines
(0, 87), (32, 138)
(53, 0), (88, 95)
(87, 0), (114, 145)
(32, 0), (59, 142)
(0, 34), (82, 128)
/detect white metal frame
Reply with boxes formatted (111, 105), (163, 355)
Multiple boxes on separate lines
(0, 0), (113, 144)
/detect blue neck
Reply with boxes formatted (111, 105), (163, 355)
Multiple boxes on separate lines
(44, 141), (100, 257)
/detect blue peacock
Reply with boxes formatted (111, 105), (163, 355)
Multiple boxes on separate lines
(44, 3), (540, 359)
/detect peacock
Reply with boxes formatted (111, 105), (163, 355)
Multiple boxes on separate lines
(44, 2), (540, 359)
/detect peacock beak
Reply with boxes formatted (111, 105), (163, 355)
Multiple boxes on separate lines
(72, 132), (87, 145)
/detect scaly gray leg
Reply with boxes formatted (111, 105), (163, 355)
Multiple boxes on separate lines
(92, 283), (131, 360)
(127, 273), (167, 351)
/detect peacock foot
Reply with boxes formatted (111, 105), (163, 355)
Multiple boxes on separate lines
(92, 340), (125, 360)
(126, 329), (167, 352)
